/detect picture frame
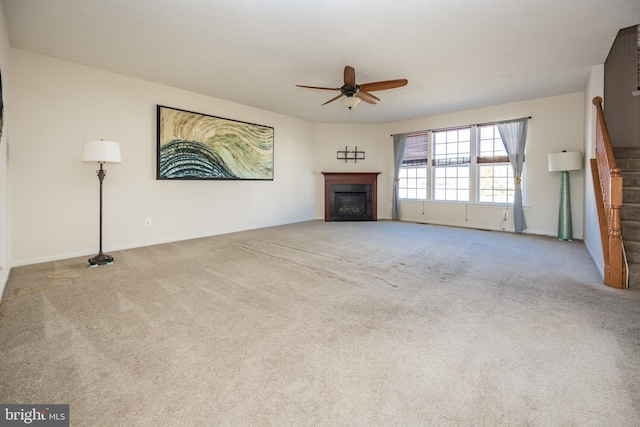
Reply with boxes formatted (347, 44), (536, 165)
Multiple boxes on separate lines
(157, 105), (274, 180)
(0, 69), (4, 141)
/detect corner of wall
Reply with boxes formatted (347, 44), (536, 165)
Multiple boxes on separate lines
(0, 266), (9, 300)
(0, 0), (11, 299)
(582, 64), (605, 281)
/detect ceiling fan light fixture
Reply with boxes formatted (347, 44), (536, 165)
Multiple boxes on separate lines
(341, 96), (361, 110)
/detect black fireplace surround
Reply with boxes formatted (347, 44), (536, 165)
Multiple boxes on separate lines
(329, 184), (372, 221)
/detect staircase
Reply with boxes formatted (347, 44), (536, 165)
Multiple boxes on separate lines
(613, 147), (640, 288)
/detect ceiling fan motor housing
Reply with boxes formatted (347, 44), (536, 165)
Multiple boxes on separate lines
(341, 84), (359, 97)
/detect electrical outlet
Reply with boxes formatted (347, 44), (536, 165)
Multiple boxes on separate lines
(145, 218), (152, 226)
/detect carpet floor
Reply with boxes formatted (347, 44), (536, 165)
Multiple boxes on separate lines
(1, 220), (639, 426)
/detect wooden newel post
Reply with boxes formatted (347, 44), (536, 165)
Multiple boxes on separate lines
(607, 169), (626, 288)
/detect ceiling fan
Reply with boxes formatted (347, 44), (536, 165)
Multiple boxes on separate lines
(296, 66), (408, 110)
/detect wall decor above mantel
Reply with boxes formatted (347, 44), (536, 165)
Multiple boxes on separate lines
(157, 105), (274, 180)
(336, 146), (365, 163)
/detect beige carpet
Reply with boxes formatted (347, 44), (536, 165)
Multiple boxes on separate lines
(1, 220), (639, 426)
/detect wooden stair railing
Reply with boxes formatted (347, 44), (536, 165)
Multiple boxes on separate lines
(591, 96), (627, 289)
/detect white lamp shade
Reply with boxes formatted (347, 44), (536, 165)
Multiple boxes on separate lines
(548, 151), (582, 172)
(83, 139), (121, 163)
(341, 96), (361, 109)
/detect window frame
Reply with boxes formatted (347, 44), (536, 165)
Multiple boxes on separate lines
(398, 132), (429, 201)
(431, 127), (472, 202)
(397, 122), (525, 205)
(476, 124), (517, 205)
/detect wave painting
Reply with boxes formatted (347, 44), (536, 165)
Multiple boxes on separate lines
(157, 105), (274, 180)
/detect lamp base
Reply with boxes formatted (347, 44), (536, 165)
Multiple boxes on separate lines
(557, 170), (573, 241)
(88, 252), (114, 266)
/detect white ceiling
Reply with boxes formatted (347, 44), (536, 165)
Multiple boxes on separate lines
(3, 0), (640, 123)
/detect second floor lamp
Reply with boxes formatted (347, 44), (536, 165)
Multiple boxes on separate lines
(548, 150), (582, 241)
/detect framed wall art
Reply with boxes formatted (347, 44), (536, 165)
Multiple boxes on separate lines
(157, 105), (274, 180)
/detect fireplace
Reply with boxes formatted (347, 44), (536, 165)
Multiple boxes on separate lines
(322, 172), (380, 221)
(331, 185), (371, 220)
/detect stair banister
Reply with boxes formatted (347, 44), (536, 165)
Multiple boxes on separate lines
(592, 96), (627, 288)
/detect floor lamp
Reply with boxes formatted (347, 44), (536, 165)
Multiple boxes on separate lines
(548, 150), (582, 241)
(83, 139), (121, 266)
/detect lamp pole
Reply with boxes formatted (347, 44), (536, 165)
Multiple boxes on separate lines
(88, 162), (113, 266)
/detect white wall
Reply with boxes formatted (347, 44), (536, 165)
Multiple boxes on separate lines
(390, 93), (585, 237)
(584, 65), (606, 278)
(6, 49), (592, 268)
(0, 4), (10, 296)
(313, 123), (388, 219)
(9, 49), (316, 266)
(315, 93), (586, 237)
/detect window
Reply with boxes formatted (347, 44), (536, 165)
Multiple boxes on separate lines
(398, 133), (428, 200)
(398, 122), (524, 205)
(477, 125), (515, 204)
(432, 128), (471, 201)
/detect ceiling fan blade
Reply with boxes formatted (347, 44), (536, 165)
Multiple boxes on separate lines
(355, 91), (380, 104)
(344, 66), (356, 88)
(296, 85), (341, 91)
(322, 93), (344, 106)
(359, 79), (408, 92)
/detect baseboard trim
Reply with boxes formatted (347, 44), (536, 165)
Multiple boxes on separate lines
(11, 219), (316, 267)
